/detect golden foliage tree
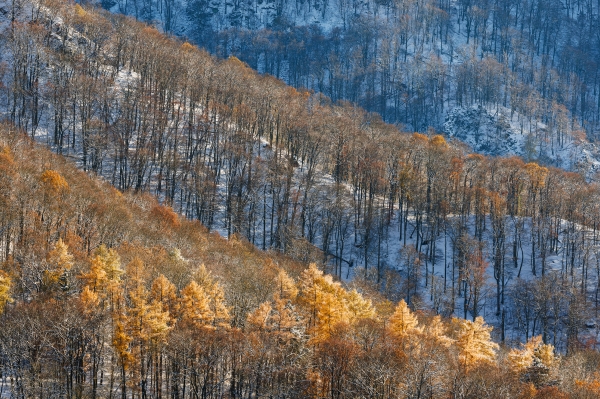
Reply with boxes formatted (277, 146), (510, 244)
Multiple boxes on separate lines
(180, 272), (230, 329)
(40, 169), (70, 196)
(508, 336), (558, 388)
(274, 268), (298, 301)
(297, 263), (350, 343)
(47, 238), (74, 270)
(345, 289), (376, 324)
(423, 315), (454, 348)
(80, 245), (124, 310)
(180, 281), (213, 328)
(247, 269), (302, 342)
(246, 301), (273, 331)
(194, 264), (231, 327)
(42, 238), (74, 293)
(452, 316), (499, 370)
(387, 299), (422, 340)
(0, 271), (12, 313)
(150, 274), (179, 317)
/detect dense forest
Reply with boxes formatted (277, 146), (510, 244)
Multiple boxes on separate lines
(106, 0), (600, 164)
(0, 122), (599, 399)
(3, 0), (600, 397)
(3, 0), (600, 345)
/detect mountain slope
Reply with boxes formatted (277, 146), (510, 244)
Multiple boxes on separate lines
(3, 0), (600, 353)
(1, 121), (590, 399)
(103, 0), (600, 173)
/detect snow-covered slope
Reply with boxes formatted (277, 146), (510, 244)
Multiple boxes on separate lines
(3, 0), (600, 350)
(109, 0), (357, 33)
(106, 0), (600, 180)
(444, 105), (600, 180)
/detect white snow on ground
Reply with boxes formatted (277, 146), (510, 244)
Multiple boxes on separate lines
(98, 0), (600, 181)
(444, 104), (600, 180)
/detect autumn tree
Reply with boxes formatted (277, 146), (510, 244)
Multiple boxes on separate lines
(0, 271), (13, 313)
(452, 316), (499, 371)
(296, 263), (350, 344)
(387, 299), (421, 342)
(508, 336), (558, 389)
(42, 238), (74, 293)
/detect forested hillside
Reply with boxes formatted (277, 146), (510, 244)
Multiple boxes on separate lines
(103, 0), (600, 172)
(4, 1), (600, 396)
(0, 122), (600, 398)
(3, 0), (600, 350)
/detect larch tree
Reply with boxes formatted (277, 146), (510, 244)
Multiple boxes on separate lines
(387, 299), (422, 341)
(452, 316), (499, 370)
(246, 301), (273, 332)
(149, 274), (179, 318)
(423, 315), (454, 348)
(46, 238), (74, 270)
(180, 265), (231, 330)
(43, 238), (74, 293)
(260, 269), (303, 342)
(507, 335), (558, 388)
(113, 318), (133, 399)
(508, 336), (545, 373)
(179, 280), (214, 328)
(274, 268), (298, 302)
(345, 289), (375, 325)
(80, 245), (124, 311)
(193, 264), (231, 328)
(0, 271), (13, 313)
(125, 258), (171, 399)
(296, 263), (349, 343)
